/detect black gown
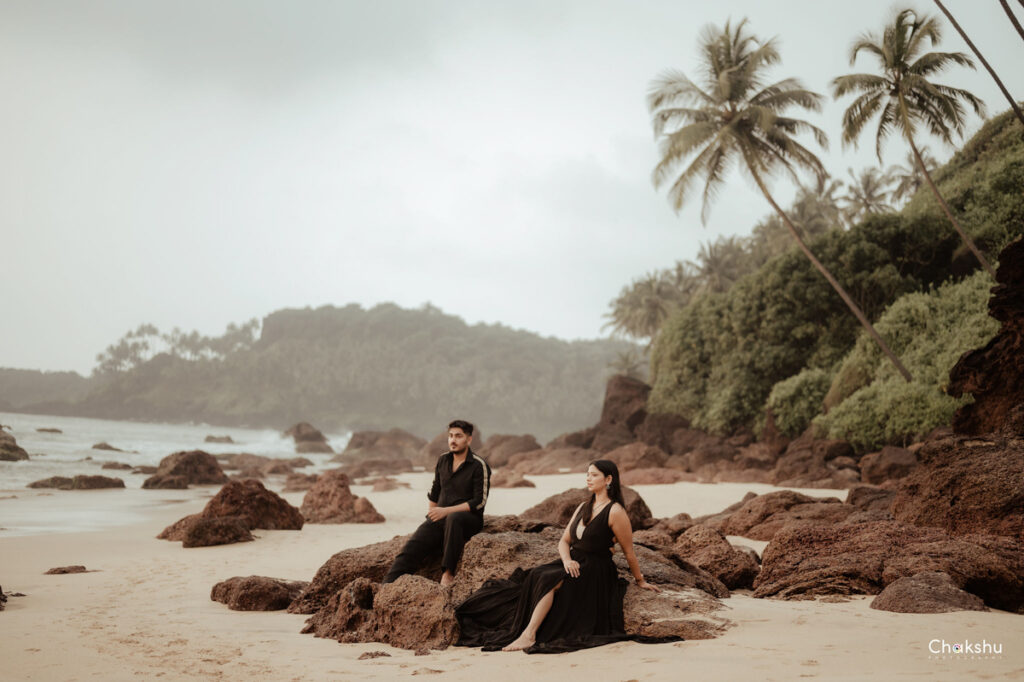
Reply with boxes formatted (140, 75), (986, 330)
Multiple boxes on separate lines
(455, 502), (670, 654)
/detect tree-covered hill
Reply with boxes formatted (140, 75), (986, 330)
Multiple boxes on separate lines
(1, 303), (635, 440)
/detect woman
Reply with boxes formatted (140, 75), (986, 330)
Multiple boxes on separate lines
(455, 459), (661, 654)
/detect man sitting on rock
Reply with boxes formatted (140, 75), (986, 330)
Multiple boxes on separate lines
(383, 419), (491, 587)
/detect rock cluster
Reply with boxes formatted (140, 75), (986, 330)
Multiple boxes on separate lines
(216, 453), (313, 480)
(142, 450), (228, 489)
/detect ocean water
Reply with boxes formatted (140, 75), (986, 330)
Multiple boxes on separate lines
(0, 412), (351, 536)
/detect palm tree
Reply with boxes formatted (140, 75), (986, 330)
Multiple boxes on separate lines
(603, 272), (680, 345)
(840, 167), (895, 225)
(889, 147), (938, 204)
(691, 236), (748, 294)
(649, 18), (913, 381)
(934, 0), (1024, 127)
(831, 8), (994, 278)
(998, 0), (1024, 45)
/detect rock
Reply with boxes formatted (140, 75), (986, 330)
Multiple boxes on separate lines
(45, 565), (88, 574)
(36, 427), (63, 433)
(480, 434), (541, 468)
(845, 485), (896, 514)
(158, 480), (303, 542)
(634, 412), (690, 453)
(101, 462), (132, 470)
(0, 584), (5, 610)
(670, 525), (760, 590)
(301, 470), (385, 524)
(27, 475), (124, 490)
(284, 422), (334, 454)
(358, 651), (390, 660)
(620, 468), (697, 485)
(948, 238), (1024, 435)
(669, 428), (727, 457)
(297, 441), (334, 454)
(604, 442), (669, 471)
(342, 428), (427, 463)
(488, 470), (535, 488)
(364, 476), (412, 492)
(599, 374), (651, 433)
(631, 529), (675, 549)
(507, 447), (596, 475)
(770, 432), (856, 488)
(589, 425), (637, 453)
(709, 491), (853, 541)
(0, 431), (29, 461)
(211, 576), (308, 611)
(183, 517), (255, 548)
(545, 427), (596, 450)
(91, 442), (123, 452)
(647, 513), (696, 539)
(283, 473), (320, 492)
(752, 521), (1024, 612)
(870, 571), (988, 613)
(333, 457), (414, 477)
(890, 431), (1024, 537)
(131, 465), (157, 475)
(694, 492), (758, 528)
(205, 435), (235, 444)
(370, 576), (459, 650)
(520, 486), (653, 530)
(859, 446), (917, 484)
(142, 450), (228, 489)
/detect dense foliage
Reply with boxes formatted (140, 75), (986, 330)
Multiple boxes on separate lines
(649, 110), (1023, 436)
(4, 304), (633, 440)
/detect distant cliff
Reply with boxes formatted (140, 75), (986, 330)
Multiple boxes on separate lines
(1, 303), (635, 440)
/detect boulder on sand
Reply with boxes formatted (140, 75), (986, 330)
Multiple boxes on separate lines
(670, 525), (760, 590)
(183, 517), (255, 548)
(300, 470), (385, 524)
(158, 479), (304, 544)
(211, 576), (308, 611)
(488, 469), (535, 488)
(0, 430), (29, 461)
(480, 434), (541, 468)
(28, 475), (125, 490)
(707, 490), (856, 541)
(142, 450), (228, 489)
(870, 571), (988, 614)
(284, 422), (334, 454)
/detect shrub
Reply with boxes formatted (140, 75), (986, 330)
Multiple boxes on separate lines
(765, 368), (832, 437)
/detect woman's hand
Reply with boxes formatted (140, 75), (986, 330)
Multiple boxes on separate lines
(636, 579), (660, 593)
(563, 559), (581, 578)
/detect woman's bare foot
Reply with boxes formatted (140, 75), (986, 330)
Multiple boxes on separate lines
(440, 571), (455, 587)
(501, 632), (535, 651)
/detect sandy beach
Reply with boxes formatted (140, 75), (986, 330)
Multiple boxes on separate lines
(2, 474), (1021, 681)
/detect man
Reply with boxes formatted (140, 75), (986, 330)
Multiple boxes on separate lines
(383, 419), (491, 587)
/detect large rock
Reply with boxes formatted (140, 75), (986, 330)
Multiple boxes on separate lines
(0, 431), (29, 461)
(27, 475), (125, 490)
(545, 427), (597, 450)
(752, 521), (1024, 612)
(283, 473), (320, 492)
(480, 434), (541, 468)
(604, 442), (669, 471)
(599, 374), (650, 433)
(890, 431), (1024, 538)
(708, 491), (855, 541)
(770, 433), (857, 488)
(284, 422), (334, 454)
(300, 470), (385, 524)
(158, 480), (303, 542)
(948, 238), (1024, 435)
(520, 486), (653, 530)
(859, 446), (917, 484)
(211, 576), (308, 611)
(634, 412), (690, 453)
(183, 517), (255, 548)
(142, 450), (228, 489)
(870, 571), (988, 614)
(488, 469), (535, 488)
(341, 428), (426, 462)
(670, 525), (760, 590)
(845, 485), (896, 514)
(507, 447), (596, 475)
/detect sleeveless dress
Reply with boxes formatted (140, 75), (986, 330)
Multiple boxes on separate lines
(455, 502), (635, 654)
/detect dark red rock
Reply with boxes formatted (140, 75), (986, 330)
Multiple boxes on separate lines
(342, 428), (427, 462)
(634, 412), (690, 453)
(604, 442), (669, 471)
(859, 446), (917, 484)
(870, 571), (988, 613)
(183, 517), (255, 548)
(520, 486), (653, 530)
(620, 468), (697, 485)
(142, 450), (228, 489)
(752, 521), (1024, 612)
(158, 480), (303, 542)
(948, 238), (1024, 435)
(845, 485), (896, 514)
(488, 469), (535, 488)
(0, 431), (29, 462)
(599, 374), (650, 433)
(647, 512), (696, 539)
(890, 431), (1024, 537)
(711, 491), (853, 541)
(507, 447), (596, 475)
(211, 575), (308, 610)
(45, 565), (88, 574)
(480, 434), (541, 468)
(545, 427), (596, 450)
(770, 432), (856, 488)
(301, 470), (385, 524)
(283, 473), (320, 492)
(28, 475), (124, 490)
(589, 425), (638, 453)
(670, 525), (760, 590)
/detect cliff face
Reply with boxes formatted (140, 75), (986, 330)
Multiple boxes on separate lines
(948, 238), (1024, 435)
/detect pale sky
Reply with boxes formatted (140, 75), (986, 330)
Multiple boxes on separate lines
(2, 0), (1021, 374)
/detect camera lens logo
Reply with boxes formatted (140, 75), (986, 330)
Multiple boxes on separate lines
(952, 644), (963, 654)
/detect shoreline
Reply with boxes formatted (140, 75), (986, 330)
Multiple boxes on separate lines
(2, 474), (1022, 680)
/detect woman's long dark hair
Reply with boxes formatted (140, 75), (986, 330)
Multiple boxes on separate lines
(581, 459), (625, 524)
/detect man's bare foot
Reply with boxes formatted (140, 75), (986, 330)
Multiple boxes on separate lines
(501, 632), (535, 652)
(440, 572), (454, 587)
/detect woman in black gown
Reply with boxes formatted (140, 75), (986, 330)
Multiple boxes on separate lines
(455, 459), (661, 653)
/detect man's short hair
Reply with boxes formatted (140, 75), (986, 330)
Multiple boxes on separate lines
(448, 419), (474, 436)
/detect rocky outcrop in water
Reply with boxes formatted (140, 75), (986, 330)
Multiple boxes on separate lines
(284, 422), (334, 454)
(28, 475), (125, 490)
(142, 450), (228, 489)
(0, 431), (29, 461)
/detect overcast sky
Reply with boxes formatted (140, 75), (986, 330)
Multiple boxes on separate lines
(2, 0), (1021, 374)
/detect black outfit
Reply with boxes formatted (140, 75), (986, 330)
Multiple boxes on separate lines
(456, 502), (673, 654)
(383, 449), (491, 583)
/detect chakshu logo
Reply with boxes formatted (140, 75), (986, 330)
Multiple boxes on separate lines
(928, 638), (1003, 657)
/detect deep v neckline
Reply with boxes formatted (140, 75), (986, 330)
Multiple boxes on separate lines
(575, 501), (611, 540)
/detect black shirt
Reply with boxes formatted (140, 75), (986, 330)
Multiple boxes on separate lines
(428, 449), (491, 518)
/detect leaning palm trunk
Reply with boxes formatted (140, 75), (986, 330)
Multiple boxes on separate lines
(902, 111), (997, 278)
(749, 172), (913, 382)
(999, 0), (1024, 44)
(934, 0), (1024, 128)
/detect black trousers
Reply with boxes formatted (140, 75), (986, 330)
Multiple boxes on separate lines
(383, 511), (483, 583)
